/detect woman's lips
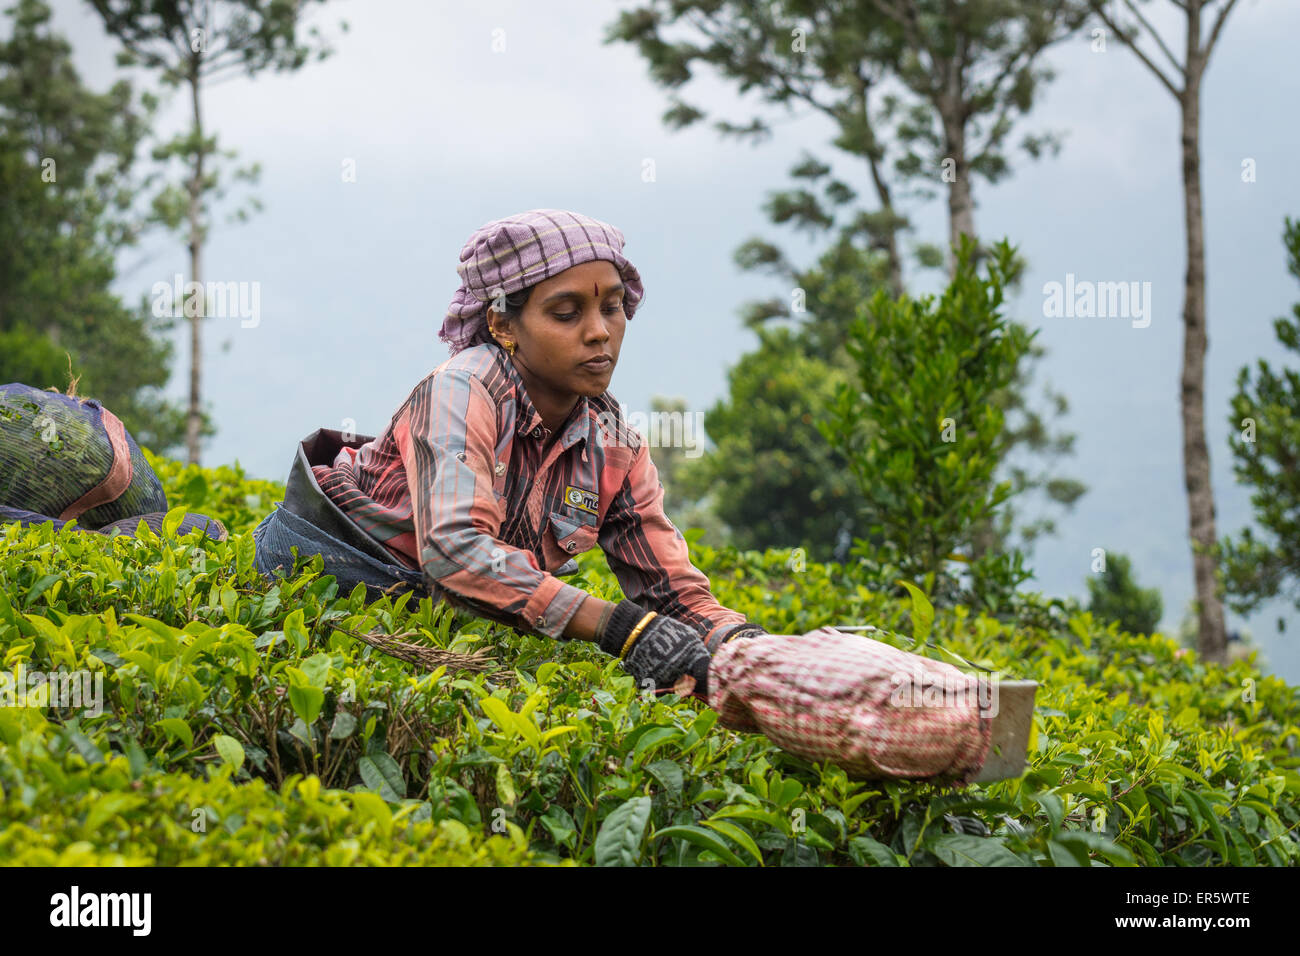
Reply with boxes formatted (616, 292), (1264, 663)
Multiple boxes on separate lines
(580, 357), (612, 371)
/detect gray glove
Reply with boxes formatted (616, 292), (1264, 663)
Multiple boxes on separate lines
(597, 599), (711, 698)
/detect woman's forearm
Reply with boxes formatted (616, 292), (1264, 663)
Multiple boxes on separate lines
(563, 594), (618, 643)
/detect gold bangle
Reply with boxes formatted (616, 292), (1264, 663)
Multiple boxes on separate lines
(620, 612), (657, 659)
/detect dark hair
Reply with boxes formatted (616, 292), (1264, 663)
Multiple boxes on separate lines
(465, 285), (535, 351)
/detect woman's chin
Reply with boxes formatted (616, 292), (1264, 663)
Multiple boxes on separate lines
(574, 370), (614, 394)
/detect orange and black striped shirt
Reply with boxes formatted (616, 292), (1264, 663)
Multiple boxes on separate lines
(310, 343), (751, 645)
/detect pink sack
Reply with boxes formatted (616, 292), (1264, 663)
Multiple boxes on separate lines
(704, 627), (992, 783)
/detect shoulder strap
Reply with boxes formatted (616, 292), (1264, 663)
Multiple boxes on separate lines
(58, 406), (134, 522)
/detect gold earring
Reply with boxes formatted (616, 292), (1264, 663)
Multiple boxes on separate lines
(493, 333), (516, 357)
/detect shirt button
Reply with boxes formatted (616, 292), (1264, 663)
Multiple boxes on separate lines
(532, 427), (542, 438)
(566, 542), (577, 552)
(534, 615), (546, 628)
(494, 461), (506, 475)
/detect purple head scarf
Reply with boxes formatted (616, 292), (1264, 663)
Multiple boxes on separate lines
(439, 209), (645, 355)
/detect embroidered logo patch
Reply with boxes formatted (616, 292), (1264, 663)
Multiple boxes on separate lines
(563, 485), (599, 516)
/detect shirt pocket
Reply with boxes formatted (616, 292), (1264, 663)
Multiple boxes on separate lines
(549, 510), (599, 557)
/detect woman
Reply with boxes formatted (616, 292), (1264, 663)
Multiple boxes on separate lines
(252, 209), (767, 699)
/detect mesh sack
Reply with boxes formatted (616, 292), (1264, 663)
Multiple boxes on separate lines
(0, 506), (227, 542)
(706, 627), (992, 783)
(0, 383), (166, 528)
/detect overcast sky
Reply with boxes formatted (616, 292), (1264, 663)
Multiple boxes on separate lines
(35, 0), (1300, 680)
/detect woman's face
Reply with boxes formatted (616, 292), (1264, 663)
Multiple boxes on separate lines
(490, 260), (627, 402)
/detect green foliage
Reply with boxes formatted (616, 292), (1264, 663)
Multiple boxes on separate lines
(873, 0), (1090, 198)
(1220, 216), (1300, 623)
(1086, 552), (1164, 639)
(1, 451), (1297, 866)
(608, 0), (1087, 574)
(820, 237), (1037, 611)
(0, 328), (74, 390)
(675, 326), (862, 563)
(141, 446), (282, 537)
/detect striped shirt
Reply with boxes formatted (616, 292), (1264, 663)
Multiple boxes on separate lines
(310, 343), (750, 646)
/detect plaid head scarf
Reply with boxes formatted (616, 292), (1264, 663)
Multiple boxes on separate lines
(439, 208), (646, 355)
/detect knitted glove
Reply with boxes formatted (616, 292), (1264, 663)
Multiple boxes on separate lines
(598, 599), (712, 699)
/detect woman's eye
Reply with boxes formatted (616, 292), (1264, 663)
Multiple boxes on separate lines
(555, 304), (623, 321)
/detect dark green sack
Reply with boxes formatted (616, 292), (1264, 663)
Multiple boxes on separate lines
(0, 383), (225, 540)
(0, 383), (166, 526)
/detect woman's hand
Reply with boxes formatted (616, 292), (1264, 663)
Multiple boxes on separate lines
(598, 600), (712, 698)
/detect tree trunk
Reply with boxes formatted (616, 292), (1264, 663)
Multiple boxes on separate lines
(185, 70), (204, 466)
(867, 150), (905, 298)
(941, 101), (976, 275)
(855, 77), (905, 297)
(1179, 19), (1228, 664)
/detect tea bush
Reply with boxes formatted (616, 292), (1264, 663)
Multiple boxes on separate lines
(0, 452), (1296, 866)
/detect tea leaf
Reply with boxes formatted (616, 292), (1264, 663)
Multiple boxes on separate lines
(85, 792), (147, 832)
(348, 791), (393, 839)
(213, 734), (245, 772)
(594, 795), (651, 866)
(654, 825), (745, 867)
(645, 760), (684, 803)
(329, 711), (357, 740)
(155, 718), (193, 750)
(539, 805), (577, 848)
(359, 753), (405, 802)
(701, 819), (764, 865)
(632, 726), (682, 763)
(162, 505), (188, 539)
(22, 574), (60, 610)
(66, 726), (104, 765)
(495, 763), (517, 807)
(848, 835), (902, 867)
(896, 580), (934, 644)
(926, 833), (1026, 867)
(289, 685), (324, 726)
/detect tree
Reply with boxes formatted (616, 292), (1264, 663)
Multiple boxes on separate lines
(606, 0), (917, 296)
(1219, 216), (1300, 625)
(0, 0), (189, 451)
(87, 0), (345, 464)
(1086, 551), (1164, 638)
(1084, 0), (1241, 664)
(608, 0), (1084, 566)
(867, 0), (1089, 271)
(819, 238), (1038, 611)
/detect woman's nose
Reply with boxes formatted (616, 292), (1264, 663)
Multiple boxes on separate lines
(585, 311), (611, 341)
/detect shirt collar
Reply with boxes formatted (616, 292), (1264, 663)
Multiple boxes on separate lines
(494, 347), (592, 452)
